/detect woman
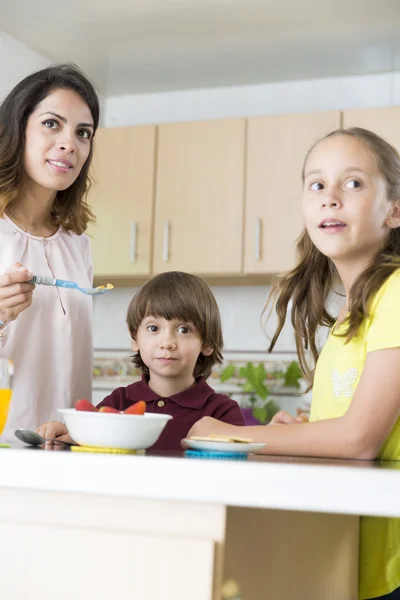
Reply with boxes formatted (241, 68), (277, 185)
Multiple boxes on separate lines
(0, 64), (100, 441)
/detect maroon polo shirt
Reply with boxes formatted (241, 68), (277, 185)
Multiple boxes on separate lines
(98, 375), (245, 451)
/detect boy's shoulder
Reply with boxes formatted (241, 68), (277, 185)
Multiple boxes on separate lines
(203, 386), (237, 407)
(171, 377), (240, 413)
(208, 392), (242, 411)
(194, 377), (230, 402)
(197, 379), (244, 422)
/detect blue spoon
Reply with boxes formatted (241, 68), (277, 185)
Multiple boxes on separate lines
(29, 275), (113, 296)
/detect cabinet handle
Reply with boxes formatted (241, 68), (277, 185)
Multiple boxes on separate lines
(130, 222), (137, 264)
(163, 221), (170, 262)
(255, 217), (262, 261)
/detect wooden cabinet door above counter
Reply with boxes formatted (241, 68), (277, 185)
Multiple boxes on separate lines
(343, 107), (400, 150)
(244, 111), (341, 274)
(88, 126), (156, 278)
(152, 119), (245, 276)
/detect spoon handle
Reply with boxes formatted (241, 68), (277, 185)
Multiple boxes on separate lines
(30, 276), (78, 291)
(29, 275), (56, 286)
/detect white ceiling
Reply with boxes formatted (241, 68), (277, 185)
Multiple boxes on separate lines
(0, 0), (400, 96)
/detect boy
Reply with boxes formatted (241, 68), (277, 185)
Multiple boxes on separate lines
(37, 271), (244, 450)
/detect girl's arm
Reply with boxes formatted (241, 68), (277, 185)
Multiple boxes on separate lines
(187, 347), (400, 460)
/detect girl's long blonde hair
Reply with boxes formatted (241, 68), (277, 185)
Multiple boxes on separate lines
(265, 127), (400, 386)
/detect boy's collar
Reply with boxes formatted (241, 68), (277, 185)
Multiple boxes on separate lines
(127, 374), (215, 409)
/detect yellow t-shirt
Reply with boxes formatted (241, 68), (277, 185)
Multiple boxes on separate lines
(311, 268), (400, 599)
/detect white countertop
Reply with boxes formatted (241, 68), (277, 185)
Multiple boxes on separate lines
(0, 448), (399, 517)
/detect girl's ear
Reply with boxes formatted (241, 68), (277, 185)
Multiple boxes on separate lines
(131, 338), (139, 352)
(387, 201), (400, 229)
(201, 344), (213, 357)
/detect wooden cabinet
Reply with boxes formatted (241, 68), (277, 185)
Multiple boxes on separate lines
(88, 126), (156, 278)
(244, 111), (341, 274)
(343, 107), (400, 149)
(0, 490), (222, 600)
(0, 488), (359, 600)
(88, 110), (352, 282)
(152, 119), (245, 275)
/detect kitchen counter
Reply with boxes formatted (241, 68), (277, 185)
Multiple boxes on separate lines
(0, 448), (398, 600)
(0, 447), (398, 517)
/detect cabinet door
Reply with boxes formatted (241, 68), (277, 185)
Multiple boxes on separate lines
(88, 126), (156, 277)
(244, 112), (341, 274)
(343, 107), (400, 149)
(153, 119), (245, 275)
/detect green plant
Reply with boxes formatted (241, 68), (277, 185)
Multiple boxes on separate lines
(220, 361), (280, 424)
(284, 361), (303, 389)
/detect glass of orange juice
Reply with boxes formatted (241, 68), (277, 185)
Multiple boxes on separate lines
(0, 359), (13, 435)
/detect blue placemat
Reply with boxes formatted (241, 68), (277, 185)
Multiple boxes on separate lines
(185, 449), (247, 460)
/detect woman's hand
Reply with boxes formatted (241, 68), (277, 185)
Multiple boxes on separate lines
(35, 421), (75, 445)
(0, 263), (34, 325)
(270, 411), (309, 425)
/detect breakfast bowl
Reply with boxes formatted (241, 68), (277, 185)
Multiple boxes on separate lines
(58, 408), (172, 450)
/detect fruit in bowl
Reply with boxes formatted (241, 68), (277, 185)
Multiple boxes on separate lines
(58, 400), (171, 450)
(75, 398), (146, 415)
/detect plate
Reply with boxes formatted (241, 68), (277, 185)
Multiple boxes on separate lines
(183, 439), (266, 454)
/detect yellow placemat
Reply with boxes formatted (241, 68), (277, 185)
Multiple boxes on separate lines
(71, 445), (137, 455)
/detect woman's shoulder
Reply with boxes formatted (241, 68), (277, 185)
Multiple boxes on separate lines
(59, 228), (91, 249)
(0, 216), (16, 235)
(58, 229), (92, 270)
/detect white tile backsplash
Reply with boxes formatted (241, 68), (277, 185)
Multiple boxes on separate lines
(93, 284), (297, 352)
(212, 285), (296, 351)
(93, 280), (345, 357)
(93, 286), (140, 350)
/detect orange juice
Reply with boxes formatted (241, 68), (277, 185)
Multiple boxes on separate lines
(0, 389), (11, 435)
(0, 359), (13, 435)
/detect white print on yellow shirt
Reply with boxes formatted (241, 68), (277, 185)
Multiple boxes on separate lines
(331, 368), (359, 399)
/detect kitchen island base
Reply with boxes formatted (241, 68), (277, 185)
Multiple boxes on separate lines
(0, 488), (358, 600)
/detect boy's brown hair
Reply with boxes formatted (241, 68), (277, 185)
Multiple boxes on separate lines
(126, 271), (224, 379)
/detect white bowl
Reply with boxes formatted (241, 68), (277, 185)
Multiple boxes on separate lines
(58, 408), (172, 450)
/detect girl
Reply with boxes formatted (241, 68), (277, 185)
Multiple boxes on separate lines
(187, 127), (400, 599)
(0, 64), (99, 440)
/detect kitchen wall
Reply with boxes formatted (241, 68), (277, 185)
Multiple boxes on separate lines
(0, 29), (50, 100)
(105, 70), (400, 127)
(93, 282), (341, 354)
(93, 284), (297, 352)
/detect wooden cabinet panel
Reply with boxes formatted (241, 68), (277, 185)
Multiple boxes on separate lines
(0, 490), (224, 600)
(153, 119), (245, 275)
(88, 126), (156, 277)
(244, 111), (341, 274)
(223, 507), (359, 600)
(343, 107), (400, 150)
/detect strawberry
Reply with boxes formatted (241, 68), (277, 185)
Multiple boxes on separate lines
(124, 400), (146, 415)
(99, 406), (120, 414)
(75, 399), (99, 412)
